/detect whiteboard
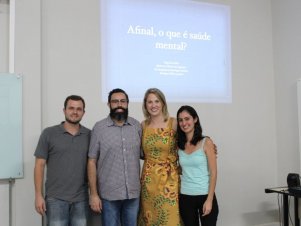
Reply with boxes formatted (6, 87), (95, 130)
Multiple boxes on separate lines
(0, 73), (23, 179)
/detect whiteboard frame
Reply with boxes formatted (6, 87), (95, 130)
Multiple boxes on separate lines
(0, 73), (23, 179)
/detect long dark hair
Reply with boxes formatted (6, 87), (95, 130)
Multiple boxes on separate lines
(176, 105), (205, 150)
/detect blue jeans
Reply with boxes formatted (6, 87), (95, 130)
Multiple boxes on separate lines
(102, 198), (139, 226)
(46, 197), (89, 226)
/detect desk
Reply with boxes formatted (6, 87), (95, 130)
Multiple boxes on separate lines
(265, 187), (300, 226)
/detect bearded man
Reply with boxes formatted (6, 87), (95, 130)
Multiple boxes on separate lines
(87, 88), (142, 226)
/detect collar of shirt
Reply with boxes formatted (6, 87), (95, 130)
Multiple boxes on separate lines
(59, 121), (88, 135)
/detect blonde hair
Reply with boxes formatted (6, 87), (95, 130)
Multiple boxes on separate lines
(142, 88), (169, 124)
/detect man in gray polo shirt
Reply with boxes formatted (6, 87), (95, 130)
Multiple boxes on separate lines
(34, 95), (91, 226)
(88, 88), (142, 226)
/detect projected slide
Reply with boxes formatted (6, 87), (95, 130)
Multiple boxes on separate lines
(100, 0), (231, 103)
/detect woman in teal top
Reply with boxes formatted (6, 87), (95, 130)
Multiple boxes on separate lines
(177, 105), (218, 226)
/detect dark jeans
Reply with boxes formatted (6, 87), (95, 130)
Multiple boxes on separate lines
(101, 198), (139, 226)
(179, 193), (219, 226)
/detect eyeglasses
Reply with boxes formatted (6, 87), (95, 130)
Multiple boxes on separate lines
(110, 99), (128, 104)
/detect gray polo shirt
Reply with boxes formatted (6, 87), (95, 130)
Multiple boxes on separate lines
(88, 116), (142, 200)
(34, 123), (91, 202)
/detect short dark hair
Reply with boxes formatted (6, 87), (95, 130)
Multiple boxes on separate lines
(108, 88), (129, 103)
(64, 95), (85, 110)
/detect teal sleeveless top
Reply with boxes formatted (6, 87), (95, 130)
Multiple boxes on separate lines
(178, 137), (209, 195)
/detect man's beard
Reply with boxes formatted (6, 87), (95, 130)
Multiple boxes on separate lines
(65, 117), (81, 125)
(110, 107), (128, 121)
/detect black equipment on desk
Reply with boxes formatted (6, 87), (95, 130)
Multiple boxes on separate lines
(287, 173), (301, 195)
(287, 173), (300, 187)
(289, 186), (301, 195)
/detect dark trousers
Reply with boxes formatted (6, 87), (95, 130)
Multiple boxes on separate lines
(179, 193), (219, 226)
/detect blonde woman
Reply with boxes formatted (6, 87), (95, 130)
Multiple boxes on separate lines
(138, 88), (182, 226)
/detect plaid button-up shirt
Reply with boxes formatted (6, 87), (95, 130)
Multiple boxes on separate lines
(88, 116), (142, 200)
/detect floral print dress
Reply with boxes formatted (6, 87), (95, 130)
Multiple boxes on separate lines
(138, 118), (182, 226)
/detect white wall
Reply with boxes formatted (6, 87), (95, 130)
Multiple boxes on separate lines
(0, 0), (9, 71)
(0, 1), (10, 224)
(0, 0), (42, 226)
(272, 0), (301, 182)
(1, 0), (301, 225)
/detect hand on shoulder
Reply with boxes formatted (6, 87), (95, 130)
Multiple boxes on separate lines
(141, 120), (146, 129)
(204, 137), (216, 154)
(171, 117), (177, 131)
